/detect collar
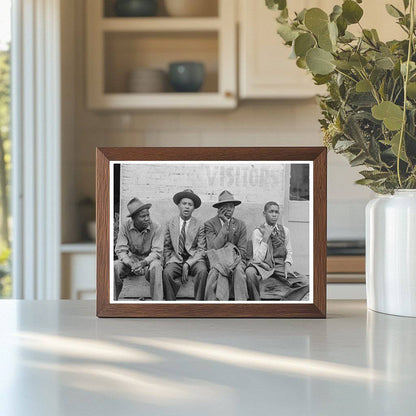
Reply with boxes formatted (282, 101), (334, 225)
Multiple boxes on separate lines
(219, 216), (232, 227)
(179, 217), (191, 227)
(264, 222), (279, 231)
(129, 219), (151, 233)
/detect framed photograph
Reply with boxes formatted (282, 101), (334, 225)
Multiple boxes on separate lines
(96, 147), (327, 318)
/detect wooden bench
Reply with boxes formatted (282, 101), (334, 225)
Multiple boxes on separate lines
(119, 274), (195, 300)
(118, 274), (309, 301)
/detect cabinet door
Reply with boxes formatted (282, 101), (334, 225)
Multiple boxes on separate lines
(239, 0), (323, 99)
(239, 0), (405, 99)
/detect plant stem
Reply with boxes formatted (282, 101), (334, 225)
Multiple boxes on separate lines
(397, 0), (415, 188)
(358, 69), (380, 104)
(334, 68), (357, 83)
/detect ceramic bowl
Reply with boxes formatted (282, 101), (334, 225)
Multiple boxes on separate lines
(168, 62), (205, 92)
(114, 0), (158, 17)
(127, 68), (167, 93)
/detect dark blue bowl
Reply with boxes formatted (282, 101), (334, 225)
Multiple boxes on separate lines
(114, 0), (158, 17)
(169, 62), (205, 93)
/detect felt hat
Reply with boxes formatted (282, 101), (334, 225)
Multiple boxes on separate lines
(213, 190), (242, 208)
(127, 197), (152, 217)
(173, 189), (201, 209)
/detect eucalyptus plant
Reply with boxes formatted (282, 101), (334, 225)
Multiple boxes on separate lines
(266, 0), (416, 193)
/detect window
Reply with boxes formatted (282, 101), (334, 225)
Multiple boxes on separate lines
(0, 0), (11, 298)
(290, 164), (309, 201)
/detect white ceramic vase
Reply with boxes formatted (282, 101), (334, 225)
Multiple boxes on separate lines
(366, 190), (416, 317)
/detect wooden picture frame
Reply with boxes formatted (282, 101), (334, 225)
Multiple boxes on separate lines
(96, 147), (327, 318)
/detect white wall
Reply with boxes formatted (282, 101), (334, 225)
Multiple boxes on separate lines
(63, 0), (375, 245)
(59, 0), (373, 299)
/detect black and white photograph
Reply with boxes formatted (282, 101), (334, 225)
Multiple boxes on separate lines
(110, 161), (313, 303)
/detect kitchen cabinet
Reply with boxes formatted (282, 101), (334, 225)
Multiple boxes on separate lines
(238, 0), (404, 99)
(86, 0), (237, 109)
(239, 0), (326, 99)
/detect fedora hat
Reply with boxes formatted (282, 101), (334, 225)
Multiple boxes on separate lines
(173, 189), (201, 209)
(213, 190), (241, 208)
(127, 197), (152, 217)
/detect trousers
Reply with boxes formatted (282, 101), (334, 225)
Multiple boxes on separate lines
(114, 259), (163, 301)
(245, 265), (309, 301)
(204, 261), (248, 301)
(162, 261), (208, 300)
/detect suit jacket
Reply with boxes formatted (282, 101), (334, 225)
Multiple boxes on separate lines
(205, 216), (247, 262)
(164, 216), (206, 267)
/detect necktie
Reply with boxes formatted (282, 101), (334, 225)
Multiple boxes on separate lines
(178, 220), (186, 256)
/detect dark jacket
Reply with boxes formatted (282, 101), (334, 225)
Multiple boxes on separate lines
(204, 216), (247, 263)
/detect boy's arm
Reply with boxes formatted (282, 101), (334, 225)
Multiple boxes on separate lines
(252, 228), (268, 263)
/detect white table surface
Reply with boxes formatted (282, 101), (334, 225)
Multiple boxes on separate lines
(0, 300), (415, 416)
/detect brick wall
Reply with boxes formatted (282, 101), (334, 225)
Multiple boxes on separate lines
(118, 162), (311, 275)
(119, 162), (288, 233)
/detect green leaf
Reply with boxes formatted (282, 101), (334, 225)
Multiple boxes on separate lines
(359, 170), (391, 180)
(313, 74), (332, 85)
(371, 29), (380, 42)
(339, 31), (356, 42)
(385, 4), (404, 18)
(372, 101), (404, 130)
(333, 59), (353, 70)
(349, 92), (377, 107)
(266, 0), (287, 11)
(295, 8), (307, 22)
(342, 0), (363, 24)
(363, 29), (375, 44)
(401, 61), (416, 76)
(318, 31), (333, 52)
(350, 152), (368, 167)
(306, 48), (335, 75)
(294, 33), (315, 57)
(334, 139), (356, 152)
(328, 21), (338, 45)
(304, 8), (329, 35)
(369, 136), (381, 162)
(296, 57), (307, 69)
(277, 23), (299, 42)
(350, 53), (368, 69)
(381, 132), (409, 162)
(355, 178), (377, 185)
(407, 82), (416, 99)
(330, 5), (343, 22)
(375, 56), (395, 70)
(317, 22), (338, 53)
(336, 15), (348, 36)
(356, 79), (372, 92)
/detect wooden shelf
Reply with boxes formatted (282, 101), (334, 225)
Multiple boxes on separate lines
(61, 243), (96, 254)
(101, 17), (221, 32)
(86, 0), (237, 109)
(89, 92), (235, 110)
(327, 256), (365, 274)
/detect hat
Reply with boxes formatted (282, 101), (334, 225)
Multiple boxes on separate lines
(127, 197), (152, 217)
(213, 190), (242, 208)
(173, 189), (201, 209)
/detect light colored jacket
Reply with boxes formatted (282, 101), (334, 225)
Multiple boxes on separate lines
(252, 223), (293, 265)
(163, 216), (206, 267)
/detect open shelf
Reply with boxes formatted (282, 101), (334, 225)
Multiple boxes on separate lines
(86, 0), (236, 109)
(101, 17), (221, 32)
(104, 31), (218, 94)
(103, 0), (219, 18)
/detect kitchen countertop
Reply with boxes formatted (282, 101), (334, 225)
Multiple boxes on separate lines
(0, 300), (415, 415)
